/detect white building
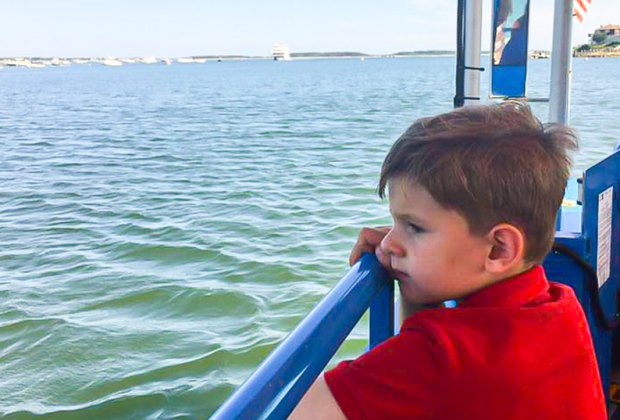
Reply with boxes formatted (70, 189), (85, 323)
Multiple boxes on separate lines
(590, 24), (620, 45)
(272, 43), (291, 61)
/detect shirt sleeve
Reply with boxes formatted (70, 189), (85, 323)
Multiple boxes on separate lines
(324, 327), (442, 419)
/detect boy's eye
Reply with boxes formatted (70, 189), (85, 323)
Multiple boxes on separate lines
(407, 222), (425, 234)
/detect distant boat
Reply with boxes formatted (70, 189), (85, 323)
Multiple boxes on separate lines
(272, 43), (291, 61)
(102, 58), (123, 67)
(141, 56), (158, 64)
(162, 58), (172, 65)
(10, 59), (45, 68)
(529, 50), (550, 59)
(27, 61), (46, 69)
(177, 57), (195, 64)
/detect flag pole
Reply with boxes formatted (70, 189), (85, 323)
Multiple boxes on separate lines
(464, 0), (483, 106)
(548, 0), (575, 124)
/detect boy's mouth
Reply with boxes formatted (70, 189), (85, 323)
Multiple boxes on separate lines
(392, 269), (409, 282)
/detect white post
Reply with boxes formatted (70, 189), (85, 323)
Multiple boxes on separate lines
(464, 0), (483, 106)
(548, 0), (574, 123)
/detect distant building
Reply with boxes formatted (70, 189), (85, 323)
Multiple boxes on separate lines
(589, 24), (620, 45)
(272, 43), (291, 61)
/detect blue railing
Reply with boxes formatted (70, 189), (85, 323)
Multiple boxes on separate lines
(211, 254), (394, 419)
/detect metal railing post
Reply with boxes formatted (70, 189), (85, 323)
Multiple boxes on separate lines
(369, 279), (394, 349)
(211, 254), (391, 419)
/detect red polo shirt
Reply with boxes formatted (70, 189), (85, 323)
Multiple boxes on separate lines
(324, 266), (606, 419)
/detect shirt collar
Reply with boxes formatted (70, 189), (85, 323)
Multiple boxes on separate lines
(458, 265), (550, 308)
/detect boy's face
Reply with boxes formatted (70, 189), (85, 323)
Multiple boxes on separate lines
(382, 178), (493, 304)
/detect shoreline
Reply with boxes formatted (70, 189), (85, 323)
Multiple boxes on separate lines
(0, 51), (458, 67)
(2, 51), (618, 68)
(573, 51), (620, 58)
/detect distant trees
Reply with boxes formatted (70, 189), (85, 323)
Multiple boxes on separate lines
(592, 31), (608, 44)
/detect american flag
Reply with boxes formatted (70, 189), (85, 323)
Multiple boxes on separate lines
(574, 0), (592, 23)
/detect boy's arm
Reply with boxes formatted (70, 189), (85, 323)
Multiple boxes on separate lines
(288, 374), (346, 420)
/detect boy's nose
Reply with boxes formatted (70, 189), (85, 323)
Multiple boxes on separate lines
(381, 229), (405, 258)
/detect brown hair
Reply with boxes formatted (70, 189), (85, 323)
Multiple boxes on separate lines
(378, 102), (578, 264)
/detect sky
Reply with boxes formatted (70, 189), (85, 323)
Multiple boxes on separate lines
(1, 0), (619, 57)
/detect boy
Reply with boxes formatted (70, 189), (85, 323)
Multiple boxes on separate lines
(291, 103), (606, 419)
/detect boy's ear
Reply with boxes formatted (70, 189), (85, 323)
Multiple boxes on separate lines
(484, 223), (526, 275)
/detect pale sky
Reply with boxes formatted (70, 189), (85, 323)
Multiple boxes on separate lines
(1, 0), (618, 57)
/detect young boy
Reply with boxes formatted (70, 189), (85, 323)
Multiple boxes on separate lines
(290, 103), (607, 419)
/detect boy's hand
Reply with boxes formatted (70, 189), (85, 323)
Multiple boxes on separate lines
(349, 226), (392, 270)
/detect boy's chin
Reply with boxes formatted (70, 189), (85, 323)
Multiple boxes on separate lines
(400, 292), (445, 307)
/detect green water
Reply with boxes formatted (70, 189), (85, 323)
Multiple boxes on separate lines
(1, 57), (619, 417)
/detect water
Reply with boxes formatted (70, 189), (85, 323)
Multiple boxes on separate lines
(1, 57), (618, 418)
